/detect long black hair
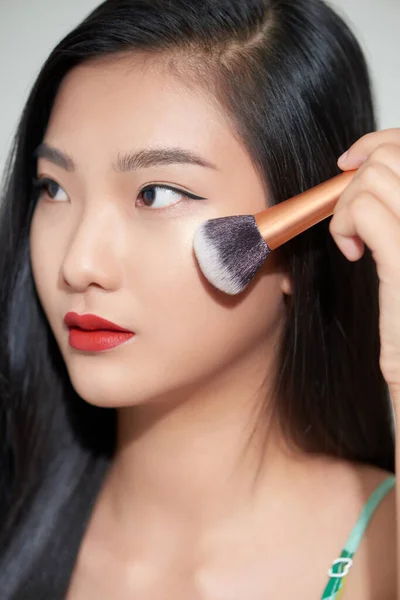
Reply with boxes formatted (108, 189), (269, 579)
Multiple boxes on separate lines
(0, 0), (394, 597)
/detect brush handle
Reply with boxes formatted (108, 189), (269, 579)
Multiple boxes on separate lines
(254, 170), (357, 250)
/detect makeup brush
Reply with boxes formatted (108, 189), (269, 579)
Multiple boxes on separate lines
(193, 170), (357, 295)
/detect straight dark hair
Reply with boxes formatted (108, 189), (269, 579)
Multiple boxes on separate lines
(0, 0), (394, 597)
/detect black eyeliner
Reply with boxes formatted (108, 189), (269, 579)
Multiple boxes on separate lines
(142, 183), (207, 200)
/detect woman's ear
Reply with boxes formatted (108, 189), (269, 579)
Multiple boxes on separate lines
(280, 273), (292, 296)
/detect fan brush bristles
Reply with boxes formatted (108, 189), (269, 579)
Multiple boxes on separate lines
(193, 215), (272, 295)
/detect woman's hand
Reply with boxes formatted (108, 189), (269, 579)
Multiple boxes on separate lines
(330, 127), (400, 596)
(329, 128), (400, 393)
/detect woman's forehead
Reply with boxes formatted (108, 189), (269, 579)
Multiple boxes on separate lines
(43, 57), (255, 179)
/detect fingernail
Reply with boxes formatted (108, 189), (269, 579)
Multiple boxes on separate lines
(338, 151), (348, 165)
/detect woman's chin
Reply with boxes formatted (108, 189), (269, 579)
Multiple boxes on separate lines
(66, 368), (178, 410)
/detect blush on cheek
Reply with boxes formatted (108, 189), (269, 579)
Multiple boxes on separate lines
(133, 226), (199, 285)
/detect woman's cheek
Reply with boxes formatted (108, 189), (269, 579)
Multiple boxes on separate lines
(29, 210), (70, 336)
(131, 214), (206, 289)
(30, 214), (54, 302)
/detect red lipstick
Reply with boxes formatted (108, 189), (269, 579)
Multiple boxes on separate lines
(64, 312), (135, 352)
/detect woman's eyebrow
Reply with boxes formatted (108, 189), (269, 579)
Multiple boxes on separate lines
(33, 142), (219, 172)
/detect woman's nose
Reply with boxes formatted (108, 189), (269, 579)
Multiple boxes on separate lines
(61, 206), (124, 293)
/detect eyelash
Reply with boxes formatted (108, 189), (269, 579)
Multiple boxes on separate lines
(31, 177), (206, 208)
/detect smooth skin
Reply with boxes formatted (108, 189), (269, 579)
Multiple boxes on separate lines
(30, 53), (398, 599)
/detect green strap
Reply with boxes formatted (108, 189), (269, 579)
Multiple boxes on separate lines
(345, 474), (396, 554)
(320, 474), (396, 600)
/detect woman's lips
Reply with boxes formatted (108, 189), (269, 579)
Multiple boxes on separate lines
(68, 329), (135, 352)
(64, 312), (135, 352)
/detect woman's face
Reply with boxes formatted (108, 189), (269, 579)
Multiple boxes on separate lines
(30, 54), (291, 408)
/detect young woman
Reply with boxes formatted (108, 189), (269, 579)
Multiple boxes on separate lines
(0, 0), (398, 598)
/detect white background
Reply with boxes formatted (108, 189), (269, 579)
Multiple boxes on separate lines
(0, 0), (399, 178)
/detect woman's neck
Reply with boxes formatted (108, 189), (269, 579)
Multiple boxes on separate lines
(100, 360), (303, 539)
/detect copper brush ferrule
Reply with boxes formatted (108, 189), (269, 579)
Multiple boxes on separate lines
(254, 170), (356, 249)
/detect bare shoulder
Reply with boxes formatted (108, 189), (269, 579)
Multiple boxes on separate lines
(340, 463), (397, 600)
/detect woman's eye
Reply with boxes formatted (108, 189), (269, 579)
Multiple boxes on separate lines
(137, 185), (187, 209)
(31, 179), (206, 208)
(33, 177), (68, 202)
